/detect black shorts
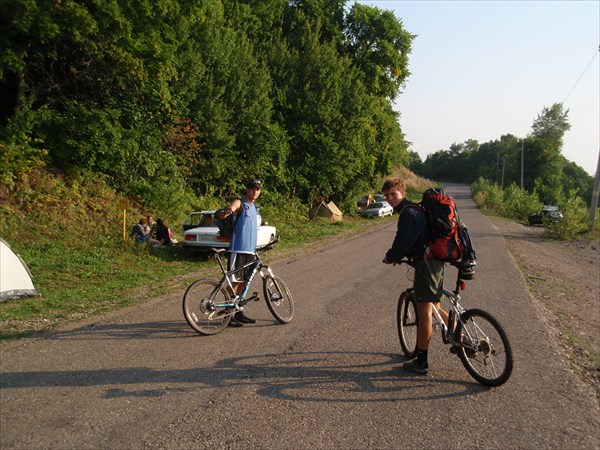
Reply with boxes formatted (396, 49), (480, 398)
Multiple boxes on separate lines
(413, 258), (444, 303)
(228, 253), (257, 283)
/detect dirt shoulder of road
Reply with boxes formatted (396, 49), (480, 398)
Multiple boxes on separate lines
(488, 215), (599, 397)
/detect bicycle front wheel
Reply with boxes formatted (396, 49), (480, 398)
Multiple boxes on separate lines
(263, 275), (294, 324)
(397, 290), (418, 359)
(455, 308), (513, 387)
(183, 280), (232, 335)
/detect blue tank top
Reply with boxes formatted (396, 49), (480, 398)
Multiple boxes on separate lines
(229, 198), (258, 254)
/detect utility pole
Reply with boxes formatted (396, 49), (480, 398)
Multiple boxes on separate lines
(496, 153), (500, 184)
(520, 140), (524, 189)
(589, 149), (599, 230)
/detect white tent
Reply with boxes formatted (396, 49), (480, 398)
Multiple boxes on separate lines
(0, 239), (37, 302)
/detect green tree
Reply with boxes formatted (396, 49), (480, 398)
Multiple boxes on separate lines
(344, 3), (414, 99)
(407, 149), (423, 173)
(561, 158), (593, 205)
(530, 102), (571, 148)
(280, 13), (372, 204)
(525, 103), (570, 204)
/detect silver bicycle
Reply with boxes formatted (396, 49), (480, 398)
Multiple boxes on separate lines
(397, 260), (513, 387)
(183, 238), (294, 335)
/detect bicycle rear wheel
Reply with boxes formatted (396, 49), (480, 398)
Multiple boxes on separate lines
(263, 275), (294, 324)
(455, 308), (513, 387)
(397, 290), (418, 359)
(183, 280), (232, 335)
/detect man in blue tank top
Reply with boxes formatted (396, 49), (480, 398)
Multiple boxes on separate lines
(218, 179), (262, 327)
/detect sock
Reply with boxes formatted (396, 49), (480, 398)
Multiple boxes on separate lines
(416, 349), (429, 366)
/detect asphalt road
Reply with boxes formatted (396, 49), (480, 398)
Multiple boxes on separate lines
(1, 184), (598, 449)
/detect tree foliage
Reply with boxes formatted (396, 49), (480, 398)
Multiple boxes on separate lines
(416, 103), (593, 206)
(1, 0), (415, 211)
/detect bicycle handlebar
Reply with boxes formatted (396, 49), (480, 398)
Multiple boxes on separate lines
(383, 258), (414, 267)
(258, 236), (280, 251)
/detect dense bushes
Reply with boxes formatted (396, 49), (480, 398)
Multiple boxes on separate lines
(545, 191), (590, 240)
(472, 177), (594, 239)
(472, 178), (542, 222)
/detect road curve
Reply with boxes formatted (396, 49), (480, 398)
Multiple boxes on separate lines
(1, 184), (598, 449)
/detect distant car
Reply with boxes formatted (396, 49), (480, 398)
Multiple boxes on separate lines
(528, 206), (563, 225)
(182, 210), (277, 251)
(362, 201), (394, 218)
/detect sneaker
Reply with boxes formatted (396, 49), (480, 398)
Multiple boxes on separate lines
(234, 311), (256, 324)
(402, 359), (429, 375)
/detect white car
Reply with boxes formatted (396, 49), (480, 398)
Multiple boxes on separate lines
(182, 210), (277, 251)
(362, 201), (394, 217)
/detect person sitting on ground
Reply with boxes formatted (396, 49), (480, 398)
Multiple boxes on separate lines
(146, 215), (157, 239)
(131, 218), (149, 242)
(154, 218), (172, 246)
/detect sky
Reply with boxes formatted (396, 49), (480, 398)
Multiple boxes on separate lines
(356, 0), (599, 176)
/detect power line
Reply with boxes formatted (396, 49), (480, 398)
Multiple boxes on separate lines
(572, 91), (599, 122)
(563, 45), (599, 104)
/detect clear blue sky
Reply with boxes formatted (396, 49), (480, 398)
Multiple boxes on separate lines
(356, 0), (599, 176)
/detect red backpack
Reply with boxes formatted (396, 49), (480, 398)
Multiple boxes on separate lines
(414, 189), (477, 278)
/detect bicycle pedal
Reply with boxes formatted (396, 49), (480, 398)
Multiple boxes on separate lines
(252, 292), (260, 301)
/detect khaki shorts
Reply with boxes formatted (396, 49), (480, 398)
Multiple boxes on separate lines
(413, 258), (444, 303)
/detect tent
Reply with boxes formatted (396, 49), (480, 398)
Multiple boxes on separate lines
(0, 239), (37, 302)
(308, 201), (343, 222)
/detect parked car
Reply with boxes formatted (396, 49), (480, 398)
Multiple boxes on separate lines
(528, 206), (563, 225)
(361, 201), (394, 218)
(182, 210), (277, 251)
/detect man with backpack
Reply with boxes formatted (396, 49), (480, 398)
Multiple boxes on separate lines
(218, 179), (263, 327)
(381, 178), (449, 375)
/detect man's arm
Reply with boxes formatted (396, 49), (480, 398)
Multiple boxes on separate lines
(384, 207), (423, 263)
(218, 198), (242, 219)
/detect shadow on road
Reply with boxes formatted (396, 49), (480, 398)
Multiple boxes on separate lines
(44, 320), (190, 341)
(1, 351), (488, 402)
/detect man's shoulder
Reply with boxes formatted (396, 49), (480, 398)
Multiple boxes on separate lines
(399, 200), (423, 216)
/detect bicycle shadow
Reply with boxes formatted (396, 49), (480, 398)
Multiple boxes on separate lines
(42, 320), (190, 341)
(0, 350), (489, 402)
(39, 316), (287, 341)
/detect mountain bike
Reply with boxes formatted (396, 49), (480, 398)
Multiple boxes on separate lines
(396, 260), (513, 387)
(182, 238), (294, 335)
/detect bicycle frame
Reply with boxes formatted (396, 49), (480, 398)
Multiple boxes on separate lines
(402, 266), (465, 345)
(206, 248), (276, 314)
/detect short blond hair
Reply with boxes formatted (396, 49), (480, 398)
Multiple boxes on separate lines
(381, 178), (405, 194)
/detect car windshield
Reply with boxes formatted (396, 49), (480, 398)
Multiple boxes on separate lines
(370, 202), (385, 209)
